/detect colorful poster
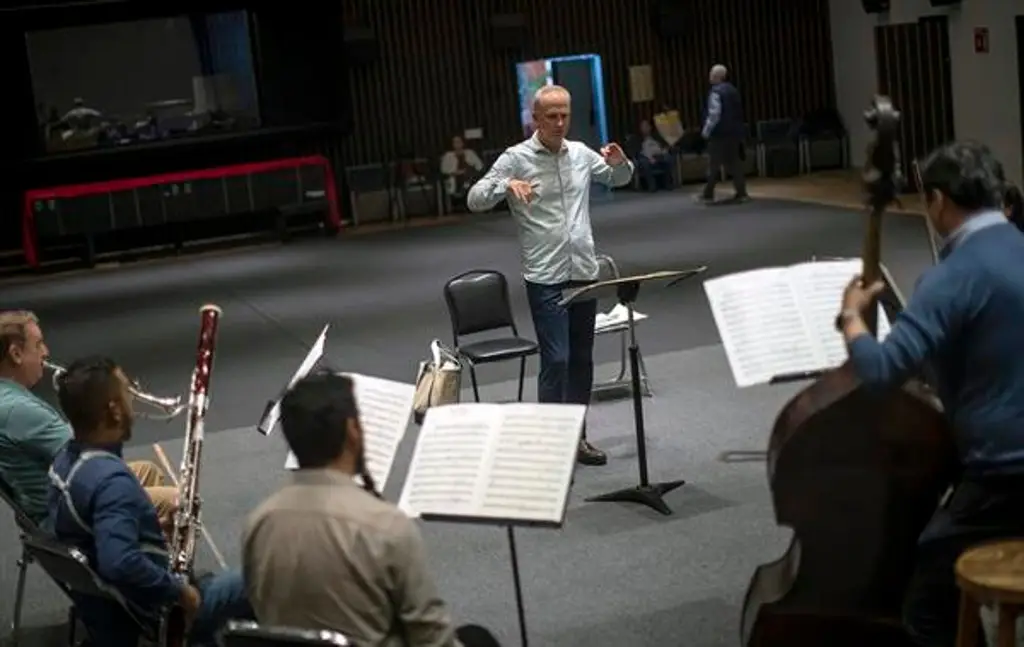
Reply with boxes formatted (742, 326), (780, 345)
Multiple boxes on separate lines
(516, 60), (552, 137)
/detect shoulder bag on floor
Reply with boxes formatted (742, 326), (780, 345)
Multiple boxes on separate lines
(412, 339), (462, 424)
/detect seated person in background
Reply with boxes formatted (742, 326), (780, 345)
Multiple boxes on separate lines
(45, 356), (252, 647)
(440, 135), (484, 209)
(243, 370), (500, 647)
(634, 119), (675, 191)
(0, 310), (175, 524)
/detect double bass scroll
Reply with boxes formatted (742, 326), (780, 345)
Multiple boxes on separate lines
(738, 98), (958, 647)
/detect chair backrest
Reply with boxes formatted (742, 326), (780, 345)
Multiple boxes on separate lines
(0, 471), (37, 534)
(595, 254), (622, 307)
(23, 533), (156, 636)
(23, 533), (113, 599)
(443, 270), (517, 341)
(220, 621), (350, 646)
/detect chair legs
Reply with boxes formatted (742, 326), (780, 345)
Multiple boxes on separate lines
(10, 543), (29, 647)
(516, 358), (527, 402)
(469, 366), (481, 402)
(467, 358), (530, 403)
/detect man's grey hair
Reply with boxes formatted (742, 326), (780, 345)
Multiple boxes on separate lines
(710, 64), (728, 81)
(0, 310), (38, 364)
(533, 85), (571, 111)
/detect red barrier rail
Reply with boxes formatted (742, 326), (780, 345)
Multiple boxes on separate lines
(21, 155), (342, 267)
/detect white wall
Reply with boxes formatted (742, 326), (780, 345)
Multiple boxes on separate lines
(830, 0), (1024, 184)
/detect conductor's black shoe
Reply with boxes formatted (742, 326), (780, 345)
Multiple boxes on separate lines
(577, 439), (608, 466)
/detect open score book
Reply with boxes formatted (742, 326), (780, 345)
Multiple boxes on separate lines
(284, 373), (415, 493)
(703, 258), (893, 388)
(398, 403), (586, 528)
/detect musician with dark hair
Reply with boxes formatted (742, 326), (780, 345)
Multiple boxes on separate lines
(45, 356), (252, 647)
(243, 370), (500, 647)
(837, 141), (1024, 647)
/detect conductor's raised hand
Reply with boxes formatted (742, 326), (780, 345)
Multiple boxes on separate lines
(506, 179), (535, 203)
(600, 143), (627, 166)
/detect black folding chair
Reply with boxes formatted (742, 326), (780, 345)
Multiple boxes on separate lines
(0, 474), (42, 647)
(219, 621), (349, 646)
(22, 533), (157, 646)
(443, 270), (539, 402)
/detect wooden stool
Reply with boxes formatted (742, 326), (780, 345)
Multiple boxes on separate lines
(956, 540), (1024, 647)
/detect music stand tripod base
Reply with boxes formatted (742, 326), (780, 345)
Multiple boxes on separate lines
(586, 480), (686, 515)
(570, 271), (704, 516)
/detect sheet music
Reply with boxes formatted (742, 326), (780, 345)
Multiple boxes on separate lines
(398, 405), (495, 518)
(787, 260), (891, 366)
(285, 374), (414, 492)
(398, 403), (586, 526)
(704, 260), (894, 387)
(260, 325), (329, 435)
(704, 268), (819, 387)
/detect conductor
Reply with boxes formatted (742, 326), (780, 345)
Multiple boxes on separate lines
(466, 85), (634, 466)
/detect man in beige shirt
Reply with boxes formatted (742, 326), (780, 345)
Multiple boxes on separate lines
(242, 370), (500, 647)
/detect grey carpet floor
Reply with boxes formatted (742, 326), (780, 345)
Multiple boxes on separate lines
(0, 191), (937, 646)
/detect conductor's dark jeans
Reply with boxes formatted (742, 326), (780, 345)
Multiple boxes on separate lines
(524, 279), (597, 429)
(903, 475), (1024, 647)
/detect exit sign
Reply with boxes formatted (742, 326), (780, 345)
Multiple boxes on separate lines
(974, 27), (990, 54)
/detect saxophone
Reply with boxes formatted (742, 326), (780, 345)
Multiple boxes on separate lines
(160, 304), (223, 647)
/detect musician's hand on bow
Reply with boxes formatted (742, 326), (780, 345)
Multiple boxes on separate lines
(842, 275), (886, 312)
(600, 143), (627, 166)
(506, 179), (535, 203)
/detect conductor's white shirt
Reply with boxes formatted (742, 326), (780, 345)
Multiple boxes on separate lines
(467, 134), (634, 285)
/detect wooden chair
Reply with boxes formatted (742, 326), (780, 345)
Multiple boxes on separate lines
(955, 539), (1024, 647)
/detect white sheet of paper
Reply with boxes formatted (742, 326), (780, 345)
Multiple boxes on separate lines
(398, 403), (585, 525)
(704, 268), (818, 387)
(703, 259), (894, 388)
(594, 303), (648, 332)
(786, 260), (891, 366)
(260, 324), (329, 435)
(284, 373), (415, 492)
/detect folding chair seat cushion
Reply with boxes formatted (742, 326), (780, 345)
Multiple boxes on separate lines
(458, 337), (538, 364)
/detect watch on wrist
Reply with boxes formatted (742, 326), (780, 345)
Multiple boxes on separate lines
(834, 308), (860, 332)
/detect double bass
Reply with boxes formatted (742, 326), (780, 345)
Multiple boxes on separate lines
(739, 98), (959, 647)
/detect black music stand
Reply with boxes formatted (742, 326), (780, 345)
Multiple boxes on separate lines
(560, 266), (708, 515)
(257, 324), (329, 435)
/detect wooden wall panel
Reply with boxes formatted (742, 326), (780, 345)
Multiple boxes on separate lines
(875, 17), (955, 192)
(338, 0), (835, 166)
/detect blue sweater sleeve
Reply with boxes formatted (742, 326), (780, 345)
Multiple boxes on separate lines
(847, 270), (963, 387)
(91, 473), (183, 606)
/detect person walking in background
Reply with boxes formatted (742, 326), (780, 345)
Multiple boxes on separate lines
(699, 64), (749, 204)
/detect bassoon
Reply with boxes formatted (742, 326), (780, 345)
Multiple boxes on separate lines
(159, 304), (223, 647)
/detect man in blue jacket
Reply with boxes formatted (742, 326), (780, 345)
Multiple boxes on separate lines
(838, 141), (1024, 647)
(699, 64), (748, 204)
(45, 356), (252, 646)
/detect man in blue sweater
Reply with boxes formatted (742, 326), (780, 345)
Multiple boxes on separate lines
(838, 141), (1024, 647)
(699, 64), (748, 203)
(45, 356), (252, 646)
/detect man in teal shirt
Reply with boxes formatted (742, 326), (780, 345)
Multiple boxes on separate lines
(0, 310), (175, 524)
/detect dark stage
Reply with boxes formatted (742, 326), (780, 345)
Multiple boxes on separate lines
(0, 190), (936, 646)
